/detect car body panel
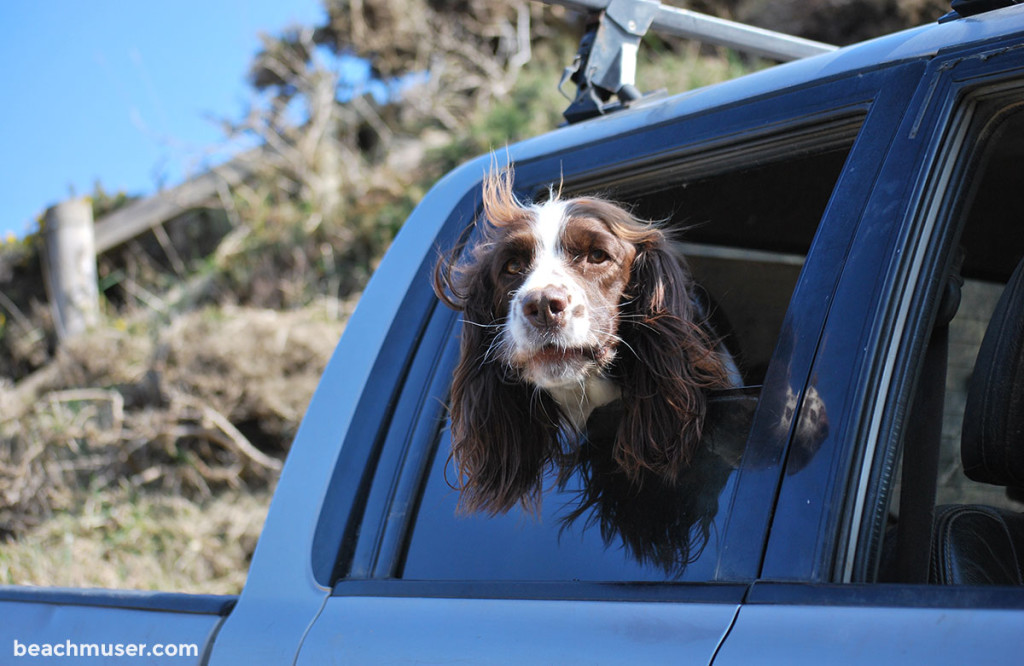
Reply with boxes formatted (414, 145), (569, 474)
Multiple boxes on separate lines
(300, 586), (743, 665)
(717, 583), (1024, 664)
(0, 591), (228, 664)
(716, 603), (1023, 665)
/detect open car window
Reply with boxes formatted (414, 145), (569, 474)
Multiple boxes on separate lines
(399, 120), (861, 583)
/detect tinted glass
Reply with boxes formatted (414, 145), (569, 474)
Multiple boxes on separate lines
(402, 390), (754, 581)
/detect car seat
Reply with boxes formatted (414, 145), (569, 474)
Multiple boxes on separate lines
(930, 256), (1024, 585)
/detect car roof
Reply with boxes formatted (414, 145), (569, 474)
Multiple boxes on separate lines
(512, 5), (1024, 164)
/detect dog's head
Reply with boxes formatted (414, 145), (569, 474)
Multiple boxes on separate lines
(470, 168), (655, 398)
(435, 169), (733, 513)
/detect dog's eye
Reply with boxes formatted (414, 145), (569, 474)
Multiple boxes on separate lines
(587, 249), (609, 264)
(503, 257), (525, 275)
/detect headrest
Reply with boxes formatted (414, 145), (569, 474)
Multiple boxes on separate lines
(962, 257), (1024, 487)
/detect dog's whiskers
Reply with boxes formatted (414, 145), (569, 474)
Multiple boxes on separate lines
(463, 312), (508, 330)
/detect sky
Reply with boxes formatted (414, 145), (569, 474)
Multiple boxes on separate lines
(0, 1), (327, 240)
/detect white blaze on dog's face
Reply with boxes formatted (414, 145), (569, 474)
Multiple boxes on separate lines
(495, 197), (638, 416)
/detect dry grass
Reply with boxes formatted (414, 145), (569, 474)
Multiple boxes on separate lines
(0, 304), (347, 592)
(0, 486), (272, 593)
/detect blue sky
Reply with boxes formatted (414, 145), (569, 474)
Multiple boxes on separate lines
(0, 1), (326, 239)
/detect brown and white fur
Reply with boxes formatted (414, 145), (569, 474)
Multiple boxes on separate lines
(434, 168), (736, 514)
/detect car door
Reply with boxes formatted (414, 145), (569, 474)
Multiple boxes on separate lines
(293, 59), (925, 664)
(716, 24), (1024, 666)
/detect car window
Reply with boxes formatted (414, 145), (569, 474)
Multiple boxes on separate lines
(864, 88), (1024, 585)
(401, 127), (859, 582)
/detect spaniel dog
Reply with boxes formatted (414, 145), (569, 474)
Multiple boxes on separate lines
(434, 168), (737, 515)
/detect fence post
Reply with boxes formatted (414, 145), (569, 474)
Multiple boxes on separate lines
(43, 198), (99, 341)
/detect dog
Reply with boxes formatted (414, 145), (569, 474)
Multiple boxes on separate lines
(434, 168), (738, 515)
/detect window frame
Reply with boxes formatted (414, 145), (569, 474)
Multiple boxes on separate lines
(331, 62), (926, 597)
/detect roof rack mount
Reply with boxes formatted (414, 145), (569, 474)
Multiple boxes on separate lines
(549, 0), (837, 123)
(939, 0), (1022, 22)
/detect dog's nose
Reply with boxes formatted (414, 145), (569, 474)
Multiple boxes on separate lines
(522, 286), (570, 329)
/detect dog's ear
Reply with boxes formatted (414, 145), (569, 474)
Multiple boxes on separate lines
(615, 236), (731, 483)
(447, 340), (560, 515)
(434, 243), (560, 515)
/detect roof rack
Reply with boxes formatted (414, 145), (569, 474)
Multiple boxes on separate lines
(549, 0), (837, 123)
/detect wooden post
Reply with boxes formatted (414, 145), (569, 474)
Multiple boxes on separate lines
(43, 198), (99, 341)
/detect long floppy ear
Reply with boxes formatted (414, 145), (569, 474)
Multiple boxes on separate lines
(447, 335), (561, 515)
(433, 228), (561, 515)
(614, 235), (732, 483)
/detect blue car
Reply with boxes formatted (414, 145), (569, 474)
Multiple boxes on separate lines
(4, 2), (1024, 663)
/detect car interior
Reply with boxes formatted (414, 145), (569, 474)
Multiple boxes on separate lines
(878, 98), (1024, 586)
